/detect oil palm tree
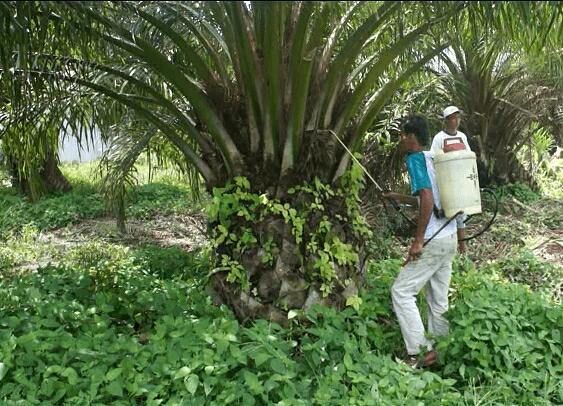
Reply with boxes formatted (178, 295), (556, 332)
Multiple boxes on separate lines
(1, 1), (456, 321)
(12, 1), (550, 322)
(0, 84), (75, 200)
(437, 42), (563, 187)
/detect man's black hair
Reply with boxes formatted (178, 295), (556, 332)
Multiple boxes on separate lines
(402, 114), (429, 146)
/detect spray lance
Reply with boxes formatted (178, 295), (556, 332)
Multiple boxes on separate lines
(327, 130), (417, 227)
(328, 130), (498, 247)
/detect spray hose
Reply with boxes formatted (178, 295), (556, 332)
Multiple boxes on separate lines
(460, 188), (499, 242)
(422, 188), (499, 246)
(422, 210), (463, 247)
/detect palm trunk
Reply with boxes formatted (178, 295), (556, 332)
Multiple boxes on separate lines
(477, 143), (539, 190)
(40, 149), (73, 194)
(7, 148), (72, 201)
(206, 171), (369, 325)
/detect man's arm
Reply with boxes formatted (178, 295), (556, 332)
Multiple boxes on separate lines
(405, 188), (433, 264)
(383, 192), (418, 207)
(455, 214), (466, 253)
(414, 188), (433, 245)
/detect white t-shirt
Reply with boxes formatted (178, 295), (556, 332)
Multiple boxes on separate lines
(430, 130), (471, 155)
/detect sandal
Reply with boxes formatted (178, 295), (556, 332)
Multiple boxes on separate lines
(402, 349), (438, 368)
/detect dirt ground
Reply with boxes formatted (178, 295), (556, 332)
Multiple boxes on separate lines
(40, 211), (208, 252)
(29, 196), (562, 272)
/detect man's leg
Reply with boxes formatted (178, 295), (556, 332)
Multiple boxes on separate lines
(426, 233), (457, 338)
(391, 243), (443, 355)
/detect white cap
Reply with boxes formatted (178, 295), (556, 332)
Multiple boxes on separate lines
(443, 106), (460, 118)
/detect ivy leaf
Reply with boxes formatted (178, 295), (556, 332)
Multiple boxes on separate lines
(106, 381), (123, 397)
(343, 353), (354, 371)
(243, 370), (264, 394)
(41, 318), (60, 328)
(204, 378), (213, 396)
(346, 295), (363, 312)
(253, 352), (270, 367)
(270, 359), (286, 374)
(175, 366), (191, 379)
(106, 368), (122, 381)
(62, 367), (78, 385)
(185, 374), (199, 395)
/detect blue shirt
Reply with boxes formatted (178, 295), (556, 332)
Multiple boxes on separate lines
(405, 152), (431, 195)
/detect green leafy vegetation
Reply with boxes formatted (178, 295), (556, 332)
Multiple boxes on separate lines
(0, 183), (105, 235)
(0, 243), (460, 404)
(1, 233), (561, 404)
(0, 225), (51, 272)
(126, 182), (197, 219)
(495, 182), (541, 204)
(439, 269), (563, 404)
(206, 167), (371, 311)
(485, 249), (562, 303)
(1, 168), (560, 404)
(0, 164), (198, 236)
(132, 245), (210, 281)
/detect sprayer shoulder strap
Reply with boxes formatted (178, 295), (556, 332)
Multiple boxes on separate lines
(433, 205), (445, 219)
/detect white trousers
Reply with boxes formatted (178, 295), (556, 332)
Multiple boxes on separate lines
(391, 233), (457, 355)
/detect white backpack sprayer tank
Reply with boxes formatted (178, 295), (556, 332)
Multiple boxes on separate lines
(433, 137), (482, 217)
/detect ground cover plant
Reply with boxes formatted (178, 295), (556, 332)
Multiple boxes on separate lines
(1, 238), (560, 405)
(1, 163), (561, 405)
(0, 161), (199, 236)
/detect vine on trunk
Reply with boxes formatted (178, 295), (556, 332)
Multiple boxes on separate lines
(206, 162), (372, 322)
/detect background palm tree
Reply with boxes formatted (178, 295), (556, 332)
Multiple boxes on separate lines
(430, 2), (563, 187)
(0, 83), (75, 200)
(434, 38), (562, 187)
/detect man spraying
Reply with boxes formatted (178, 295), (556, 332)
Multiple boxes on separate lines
(384, 115), (466, 368)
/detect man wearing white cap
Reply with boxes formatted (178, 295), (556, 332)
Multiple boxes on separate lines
(430, 106), (471, 154)
(431, 106), (469, 254)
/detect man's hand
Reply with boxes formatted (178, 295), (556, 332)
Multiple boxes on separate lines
(457, 228), (466, 254)
(383, 192), (418, 207)
(458, 241), (466, 254)
(404, 239), (423, 265)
